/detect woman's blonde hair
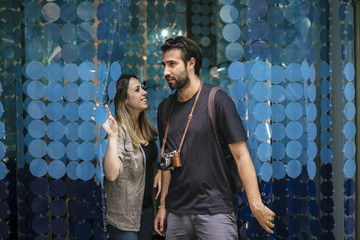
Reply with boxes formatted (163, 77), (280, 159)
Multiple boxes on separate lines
(113, 74), (157, 146)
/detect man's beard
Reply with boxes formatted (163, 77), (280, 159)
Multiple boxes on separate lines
(167, 69), (190, 91)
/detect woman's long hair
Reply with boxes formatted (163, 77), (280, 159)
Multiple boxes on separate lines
(113, 74), (157, 146)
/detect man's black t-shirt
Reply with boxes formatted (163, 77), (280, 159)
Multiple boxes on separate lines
(157, 83), (247, 215)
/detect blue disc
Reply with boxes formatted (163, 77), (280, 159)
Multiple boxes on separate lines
(0, 201), (9, 220)
(24, 1), (42, 20)
(78, 102), (96, 121)
(46, 102), (64, 121)
(320, 96), (331, 112)
(267, 6), (284, 25)
(308, 84), (316, 102)
(79, 42), (96, 62)
(319, 62), (330, 79)
(344, 83), (355, 101)
(76, 161), (95, 181)
(307, 141), (317, 160)
(309, 64), (316, 82)
(306, 103), (317, 121)
(344, 102), (355, 120)
(77, 1), (95, 21)
(66, 142), (79, 161)
(321, 131), (331, 146)
(249, 20), (269, 40)
(45, 63), (62, 82)
(64, 103), (79, 121)
(229, 81), (246, 99)
(78, 142), (95, 161)
(285, 63), (302, 82)
(344, 63), (355, 81)
(51, 218), (68, 236)
(272, 161), (285, 179)
(48, 141), (65, 160)
(344, 141), (355, 159)
(107, 81), (116, 100)
(267, 26), (285, 45)
(30, 177), (48, 195)
(252, 61), (270, 81)
(225, 42), (243, 61)
(63, 83), (79, 102)
(62, 43), (79, 62)
(344, 121), (356, 140)
(65, 122), (79, 141)
(345, 198), (355, 216)
(345, 218), (355, 235)
(49, 179), (66, 198)
(47, 122), (64, 140)
(271, 104), (285, 122)
(32, 216), (50, 235)
(0, 161), (7, 180)
(97, 62), (109, 83)
(0, 122), (4, 139)
(79, 82), (96, 101)
(307, 160), (316, 179)
(320, 148), (332, 163)
(74, 222), (92, 240)
(48, 160), (66, 179)
(42, 3), (60, 22)
(222, 23), (241, 42)
(257, 142), (272, 162)
(254, 102), (271, 122)
(260, 162), (272, 181)
(78, 22), (96, 41)
(110, 62), (121, 81)
(228, 61), (245, 80)
(78, 122), (96, 141)
(269, 85), (285, 103)
(255, 123), (271, 142)
(27, 81), (45, 100)
(67, 161), (79, 180)
(28, 100), (46, 119)
(285, 83), (303, 101)
(286, 141), (302, 159)
(46, 83), (63, 101)
(320, 114), (331, 129)
(60, 2), (77, 22)
(345, 179), (355, 196)
(286, 160), (302, 178)
(61, 23), (77, 42)
(301, 61), (310, 80)
(29, 159), (48, 177)
(286, 121), (303, 140)
(220, 4), (238, 23)
(78, 62), (96, 82)
(63, 64), (78, 82)
(31, 197), (49, 215)
(270, 123), (285, 141)
(26, 61), (44, 80)
(235, 100), (246, 118)
(29, 139), (47, 158)
(50, 199), (67, 217)
(285, 102), (303, 120)
(251, 41), (270, 60)
(253, 82), (270, 101)
(28, 120), (46, 138)
(94, 105), (108, 125)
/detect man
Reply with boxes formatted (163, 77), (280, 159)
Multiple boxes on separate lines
(154, 36), (275, 239)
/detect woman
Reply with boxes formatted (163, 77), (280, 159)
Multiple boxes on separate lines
(99, 74), (161, 240)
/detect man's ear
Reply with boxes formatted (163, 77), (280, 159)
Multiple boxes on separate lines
(188, 57), (196, 71)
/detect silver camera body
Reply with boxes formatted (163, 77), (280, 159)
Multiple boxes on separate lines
(160, 150), (181, 170)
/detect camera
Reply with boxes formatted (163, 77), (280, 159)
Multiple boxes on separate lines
(160, 150), (182, 170)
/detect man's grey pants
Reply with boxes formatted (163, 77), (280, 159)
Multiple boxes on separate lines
(165, 212), (238, 240)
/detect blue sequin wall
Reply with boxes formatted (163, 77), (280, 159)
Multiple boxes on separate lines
(0, 0), (356, 239)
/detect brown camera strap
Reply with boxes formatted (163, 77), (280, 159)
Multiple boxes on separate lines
(160, 82), (203, 158)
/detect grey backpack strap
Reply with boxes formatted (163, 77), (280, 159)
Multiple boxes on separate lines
(208, 86), (221, 142)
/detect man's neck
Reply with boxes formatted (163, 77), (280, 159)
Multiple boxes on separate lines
(176, 76), (201, 102)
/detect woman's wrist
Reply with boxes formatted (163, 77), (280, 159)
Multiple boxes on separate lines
(158, 205), (165, 209)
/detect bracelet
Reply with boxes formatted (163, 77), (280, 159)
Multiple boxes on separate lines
(158, 206), (165, 209)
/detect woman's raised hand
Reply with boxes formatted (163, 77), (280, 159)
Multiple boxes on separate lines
(92, 104), (118, 138)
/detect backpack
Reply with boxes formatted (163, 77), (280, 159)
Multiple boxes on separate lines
(208, 86), (243, 193)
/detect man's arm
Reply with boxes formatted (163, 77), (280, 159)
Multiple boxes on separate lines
(228, 140), (275, 234)
(154, 170), (171, 236)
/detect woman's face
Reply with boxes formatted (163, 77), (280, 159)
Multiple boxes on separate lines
(125, 77), (148, 116)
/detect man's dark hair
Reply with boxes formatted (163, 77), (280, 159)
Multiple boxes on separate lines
(161, 36), (203, 76)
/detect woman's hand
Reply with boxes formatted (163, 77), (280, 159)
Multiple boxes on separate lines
(154, 169), (162, 200)
(92, 104), (118, 138)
